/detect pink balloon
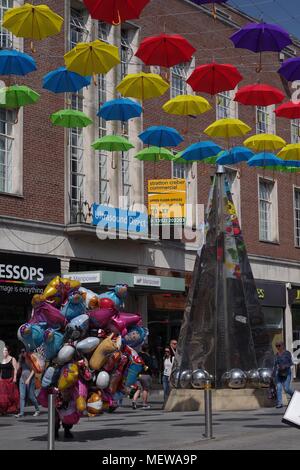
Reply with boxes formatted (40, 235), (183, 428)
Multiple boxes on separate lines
(37, 388), (49, 408)
(107, 316), (127, 336)
(88, 307), (115, 328)
(115, 312), (142, 328)
(30, 302), (67, 328)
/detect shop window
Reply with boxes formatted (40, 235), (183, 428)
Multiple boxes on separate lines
(259, 178), (278, 242)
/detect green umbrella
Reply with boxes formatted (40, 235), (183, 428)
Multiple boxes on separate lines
(172, 151), (197, 164)
(92, 135), (134, 152)
(201, 155), (218, 164)
(51, 109), (93, 128)
(134, 146), (174, 162)
(0, 84), (40, 108)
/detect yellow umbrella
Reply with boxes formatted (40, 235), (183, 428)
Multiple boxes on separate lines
(277, 143), (300, 161)
(116, 72), (169, 101)
(204, 118), (251, 139)
(64, 40), (120, 77)
(244, 133), (286, 152)
(3, 3), (63, 41)
(162, 95), (211, 115)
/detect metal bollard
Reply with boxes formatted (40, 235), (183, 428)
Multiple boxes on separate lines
(203, 381), (213, 439)
(48, 393), (55, 450)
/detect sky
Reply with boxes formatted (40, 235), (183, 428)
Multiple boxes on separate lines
(228, 0), (300, 38)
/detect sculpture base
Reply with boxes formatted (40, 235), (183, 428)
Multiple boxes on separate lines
(164, 388), (287, 412)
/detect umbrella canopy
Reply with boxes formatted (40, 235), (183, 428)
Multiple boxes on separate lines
(0, 49), (36, 76)
(139, 125), (183, 147)
(274, 101), (300, 120)
(243, 133), (286, 152)
(180, 141), (222, 161)
(216, 146), (254, 165)
(98, 98), (142, 121)
(135, 34), (196, 68)
(0, 85), (40, 108)
(92, 135), (134, 152)
(230, 22), (292, 53)
(277, 144), (300, 161)
(64, 40), (120, 76)
(162, 94), (211, 115)
(116, 72), (169, 101)
(234, 84), (285, 107)
(134, 146), (174, 161)
(50, 109), (93, 128)
(83, 0), (150, 25)
(187, 63), (243, 95)
(43, 67), (91, 93)
(2, 3), (63, 40)
(204, 118), (251, 139)
(247, 153), (284, 167)
(278, 57), (300, 82)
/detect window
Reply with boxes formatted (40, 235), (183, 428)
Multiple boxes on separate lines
(291, 120), (300, 144)
(0, 108), (15, 193)
(98, 21), (110, 42)
(294, 188), (300, 247)
(171, 64), (188, 97)
(172, 161), (191, 179)
(0, 0), (13, 48)
(120, 29), (132, 80)
(256, 105), (276, 134)
(259, 178), (278, 242)
(216, 90), (236, 119)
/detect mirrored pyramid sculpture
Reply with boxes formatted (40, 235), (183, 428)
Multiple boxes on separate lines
(171, 169), (273, 389)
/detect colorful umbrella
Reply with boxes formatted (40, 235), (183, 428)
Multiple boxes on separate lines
(216, 146), (254, 165)
(162, 95), (211, 115)
(139, 125), (183, 147)
(278, 58), (300, 82)
(277, 144), (300, 162)
(0, 85), (40, 108)
(116, 72), (169, 101)
(204, 118), (251, 139)
(187, 63), (243, 95)
(180, 141), (222, 161)
(43, 67), (91, 93)
(64, 40), (120, 76)
(243, 133), (286, 152)
(98, 98), (142, 121)
(50, 109), (93, 128)
(83, 0), (150, 25)
(274, 101), (300, 120)
(92, 135), (134, 169)
(135, 34), (196, 68)
(234, 84), (285, 107)
(134, 146), (174, 161)
(247, 153), (284, 167)
(230, 22), (292, 72)
(0, 49), (36, 76)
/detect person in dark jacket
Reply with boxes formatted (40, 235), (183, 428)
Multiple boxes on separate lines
(132, 345), (153, 410)
(273, 341), (294, 408)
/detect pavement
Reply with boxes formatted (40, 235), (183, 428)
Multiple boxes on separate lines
(0, 390), (299, 450)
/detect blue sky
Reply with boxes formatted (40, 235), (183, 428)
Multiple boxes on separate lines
(228, 0), (300, 38)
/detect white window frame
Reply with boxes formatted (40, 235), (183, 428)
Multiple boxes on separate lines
(258, 176), (279, 243)
(256, 105), (276, 134)
(0, 0), (13, 49)
(170, 63), (189, 98)
(216, 89), (237, 119)
(294, 186), (300, 247)
(291, 119), (300, 144)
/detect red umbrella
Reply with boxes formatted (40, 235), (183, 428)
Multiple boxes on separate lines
(234, 84), (285, 106)
(274, 101), (300, 119)
(186, 63), (243, 95)
(84, 0), (150, 25)
(135, 34), (196, 68)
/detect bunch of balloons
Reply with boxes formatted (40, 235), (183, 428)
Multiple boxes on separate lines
(17, 276), (148, 425)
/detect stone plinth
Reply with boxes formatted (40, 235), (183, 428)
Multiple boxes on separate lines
(164, 388), (286, 412)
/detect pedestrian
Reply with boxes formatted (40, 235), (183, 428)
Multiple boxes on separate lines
(162, 347), (172, 403)
(132, 344), (153, 410)
(0, 346), (19, 415)
(15, 349), (40, 418)
(273, 341), (294, 409)
(169, 339), (177, 360)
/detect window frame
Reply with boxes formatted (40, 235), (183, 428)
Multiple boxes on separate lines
(258, 176), (279, 243)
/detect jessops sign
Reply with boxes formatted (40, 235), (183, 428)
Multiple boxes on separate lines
(92, 204), (148, 235)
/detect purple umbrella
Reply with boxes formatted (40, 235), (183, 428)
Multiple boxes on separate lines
(278, 57), (300, 82)
(230, 22), (292, 72)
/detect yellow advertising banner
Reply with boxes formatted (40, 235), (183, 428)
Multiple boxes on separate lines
(148, 179), (186, 224)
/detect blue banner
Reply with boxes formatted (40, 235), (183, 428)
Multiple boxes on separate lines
(92, 204), (148, 235)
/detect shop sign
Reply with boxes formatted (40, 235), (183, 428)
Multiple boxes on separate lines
(288, 288), (300, 305)
(255, 281), (286, 308)
(133, 275), (161, 288)
(148, 179), (186, 225)
(92, 204), (148, 234)
(63, 272), (101, 284)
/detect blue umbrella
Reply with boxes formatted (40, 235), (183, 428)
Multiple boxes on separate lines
(42, 66), (91, 93)
(98, 98), (142, 121)
(0, 49), (37, 76)
(217, 146), (254, 165)
(247, 153), (284, 167)
(181, 141), (222, 161)
(139, 125), (183, 147)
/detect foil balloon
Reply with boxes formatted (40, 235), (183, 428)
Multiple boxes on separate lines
(124, 356), (143, 387)
(123, 326), (148, 348)
(77, 358), (93, 382)
(103, 351), (122, 372)
(88, 307), (115, 329)
(43, 276), (80, 307)
(98, 284), (128, 311)
(30, 301), (67, 329)
(87, 391), (103, 416)
(107, 315), (127, 336)
(57, 398), (81, 426)
(96, 370), (110, 389)
(43, 328), (64, 360)
(61, 292), (86, 321)
(58, 363), (79, 391)
(57, 344), (76, 365)
(17, 323), (45, 351)
(63, 314), (89, 341)
(41, 366), (56, 388)
(31, 293), (46, 308)
(75, 380), (88, 413)
(37, 387), (50, 408)
(79, 287), (100, 309)
(25, 352), (45, 374)
(89, 334), (120, 370)
(76, 336), (100, 354)
(108, 369), (123, 394)
(116, 312), (142, 329)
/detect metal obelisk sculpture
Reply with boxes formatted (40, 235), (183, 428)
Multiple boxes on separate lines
(171, 167), (272, 389)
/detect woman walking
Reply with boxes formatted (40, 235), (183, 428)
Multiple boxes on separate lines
(15, 349), (40, 418)
(0, 346), (19, 415)
(162, 347), (172, 403)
